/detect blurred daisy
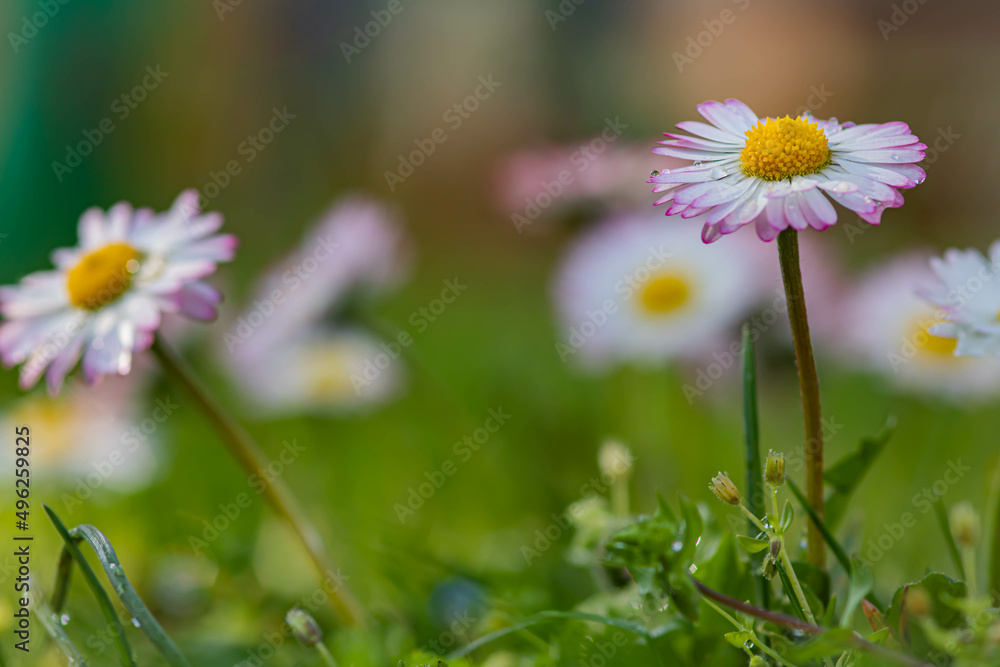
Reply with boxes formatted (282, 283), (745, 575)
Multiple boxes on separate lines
(0, 373), (160, 494)
(224, 196), (410, 414)
(0, 191), (236, 393)
(227, 196), (411, 361)
(495, 143), (681, 229)
(650, 99), (925, 243)
(919, 243), (1000, 357)
(230, 327), (402, 415)
(831, 254), (1000, 398)
(552, 212), (770, 367)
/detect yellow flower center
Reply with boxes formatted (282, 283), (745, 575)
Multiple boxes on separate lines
(913, 320), (958, 358)
(67, 243), (141, 310)
(304, 345), (357, 399)
(740, 116), (832, 181)
(639, 273), (691, 315)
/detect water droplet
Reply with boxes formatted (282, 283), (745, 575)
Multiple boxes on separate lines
(109, 563), (119, 572)
(890, 153), (900, 161)
(671, 540), (683, 552)
(915, 177), (925, 184)
(60, 613), (71, 626)
(692, 160), (703, 167)
(709, 167), (728, 179)
(131, 617), (142, 628)
(649, 170), (660, 178)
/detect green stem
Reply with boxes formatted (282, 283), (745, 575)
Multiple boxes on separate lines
(740, 504), (768, 534)
(316, 643), (339, 667)
(151, 337), (364, 628)
(776, 229), (825, 569)
(778, 542), (817, 626)
(962, 545), (978, 599)
(611, 477), (629, 517)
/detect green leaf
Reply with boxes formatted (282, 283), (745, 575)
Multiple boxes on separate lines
(885, 572), (967, 660)
(724, 630), (754, 649)
(44, 504), (137, 667)
(783, 628), (855, 662)
(737, 536), (769, 554)
(933, 497), (966, 580)
(446, 610), (654, 660)
(840, 557), (874, 628)
(824, 417), (896, 528)
(788, 478), (854, 578)
(44, 505), (191, 667)
(741, 324), (769, 614)
(779, 500), (794, 533)
(775, 561), (807, 622)
(30, 593), (89, 666)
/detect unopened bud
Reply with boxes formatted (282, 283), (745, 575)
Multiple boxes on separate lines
(762, 555), (778, 581)
(949, 501), (979, 548)
(286, 608), (324, 648)
(769, 540), (781, 558)
(764, 450), (785, 487)
(599, 439), (633, 481)
(710, 472), (741, 506)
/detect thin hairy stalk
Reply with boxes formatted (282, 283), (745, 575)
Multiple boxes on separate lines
(693, 578), (932, 667)
(151, 337), (364, 627)
(778, 543), (818, 626)
(702, 597), (798, 667)
(776, 228), (825, 568)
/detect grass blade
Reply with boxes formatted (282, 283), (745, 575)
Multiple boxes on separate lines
(44, 504), (190, 667)
(788, 479), (853, 576)
(447, 610), (658, 660)
(741, 324), (769, 610)
(69, 524), (191, 667)
(43, 504), (136, 667)
(30, 592), (89, 666)
(932, 497), (965, 581)
(824, 417), (896, 529)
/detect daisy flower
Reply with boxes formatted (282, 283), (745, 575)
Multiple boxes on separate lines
(919, 242), (1000, 357)
(649, 99), (926, 242)
(829, 254), (1000, 399)
(229, 327), (403, 415)
(0, 190), (236, 393)
(0, 372), (160, 494)
(223, 196), (410, 413)
(552, 212), (770, 367)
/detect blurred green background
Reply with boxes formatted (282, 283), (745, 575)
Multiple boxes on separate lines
(3, 0), (1000, 664)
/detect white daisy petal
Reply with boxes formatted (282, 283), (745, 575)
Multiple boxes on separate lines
(0, 191), (236, 391)
(651, 100), (925, 242)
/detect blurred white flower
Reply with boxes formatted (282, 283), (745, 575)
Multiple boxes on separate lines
(223, 196), (411, 414)
(830, 254), (1000, 399)
(919, 243), (1000, 357)
(552, 213), (770, 368)
(231, 327), (402, 416)
(0, 372), (161, 494)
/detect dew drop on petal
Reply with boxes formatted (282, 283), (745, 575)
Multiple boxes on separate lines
(693, 160), (703, 167)
(890, 153), (900, 161)
(650, 170), (660, 178)
(709, 167), (728, 179)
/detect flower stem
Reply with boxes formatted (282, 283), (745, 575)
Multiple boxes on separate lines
(702, 598), (798, 667)
(316, 643), (339, 667)
(151, 337), (365, 628)
(778, 543), (817, 626)
(776, 229), (825, 569)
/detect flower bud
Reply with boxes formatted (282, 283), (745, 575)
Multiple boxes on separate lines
(599, 440), (633, 481)
(769, 540), (781, 558)
(286, 608), (324, 648)
(762, 555), (778, 581)
(764, 450), (785, 487)
(949, 501), (979, 548)
(709, 472), (741, 506)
